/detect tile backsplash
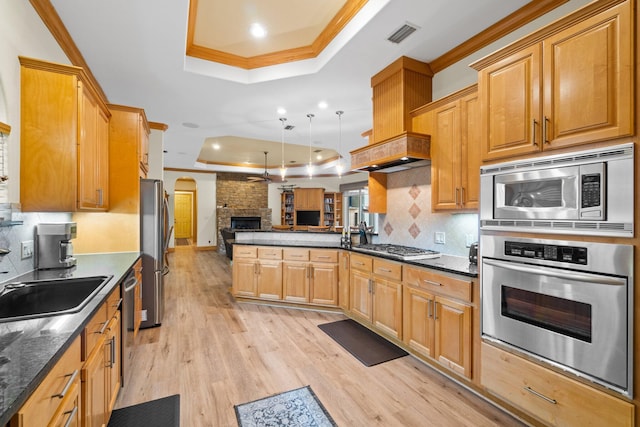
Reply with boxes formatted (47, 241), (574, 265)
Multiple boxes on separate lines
(376, 165), (478, 257)
(0, 208), (72, 281)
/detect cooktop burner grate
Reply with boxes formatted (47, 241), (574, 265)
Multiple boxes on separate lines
(353, 244), (440, 260)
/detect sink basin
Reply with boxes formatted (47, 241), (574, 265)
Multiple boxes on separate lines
(0, 276), (112, 323)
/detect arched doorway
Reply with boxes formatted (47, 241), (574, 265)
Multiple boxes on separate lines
(174, 177), (197, 246)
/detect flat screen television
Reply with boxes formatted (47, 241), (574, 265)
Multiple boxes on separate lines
(296, 210), (320, 226)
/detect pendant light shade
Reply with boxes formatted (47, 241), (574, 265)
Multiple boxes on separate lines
(279, 117), (287, 179)
(336, 110), (344, 177)
(306, 113), (314, 178)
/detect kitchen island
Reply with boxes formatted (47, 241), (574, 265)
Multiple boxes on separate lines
(0, 251), (140, 426)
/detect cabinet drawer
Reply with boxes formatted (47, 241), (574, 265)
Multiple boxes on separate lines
(373, 258), (402, 281)
(403, 266), (471, 302)
(105, 286), (121, 320)
(10, 336), (81, 427)
(82, 304), (108, 361)
(234, 246), (257, 258)
(309, 249), (337, 263)
(481, 343), (634, 427)
(350, 253), (372, 271)
(284, 248), (309, 261)
(258, 247), (282, 260)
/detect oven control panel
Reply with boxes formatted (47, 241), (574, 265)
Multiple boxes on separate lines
(504, 241), (587, 265)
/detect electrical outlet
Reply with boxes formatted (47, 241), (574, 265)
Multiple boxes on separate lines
(141, 310), (147, 322)
(466, 234), (476, 247)
(434, 232), (445, 244)
(21, 240), (34, 259)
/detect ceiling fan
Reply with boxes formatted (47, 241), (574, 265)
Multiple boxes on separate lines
(247, 151), (285, 183)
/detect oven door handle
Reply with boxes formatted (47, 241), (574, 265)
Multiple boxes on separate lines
(482, 258), (626, 286)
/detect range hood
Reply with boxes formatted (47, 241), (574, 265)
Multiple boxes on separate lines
(350, 131), (431, 172)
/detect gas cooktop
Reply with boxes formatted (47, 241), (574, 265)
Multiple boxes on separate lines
(352, 244), (441, 261)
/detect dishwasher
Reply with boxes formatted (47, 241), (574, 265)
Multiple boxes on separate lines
(120, 267), (139, 388)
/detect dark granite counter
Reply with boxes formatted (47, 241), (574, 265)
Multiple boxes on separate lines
(0, 251), (141, 426)
(233, 238), (477, 278)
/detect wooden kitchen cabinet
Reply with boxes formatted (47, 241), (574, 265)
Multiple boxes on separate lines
(413, 85), (480, 211)
(472, 0), (632, 161)
(81, 287), (121, 427)
(349, 253), (403, 340)
(10, 337), (81, 427)
(338, 251), (350, 311)
(108, 104), (150, 213)
(481, 342), (634, 426)
(20, 57), (110, 212)
(256, 248), (283, 300)
(403, 265), (473, 379)
(282, 248), (338, 305)
(293, 188), (324, 210)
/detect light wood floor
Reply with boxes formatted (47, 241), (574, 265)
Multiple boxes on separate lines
(115, 248), (525, 427)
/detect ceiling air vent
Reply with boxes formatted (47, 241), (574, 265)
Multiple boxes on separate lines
(387, 23), (419, 44)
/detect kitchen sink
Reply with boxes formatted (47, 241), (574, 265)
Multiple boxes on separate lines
(0, 276), (112, 323)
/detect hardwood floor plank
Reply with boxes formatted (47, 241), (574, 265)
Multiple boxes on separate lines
(115, 248), (525, 427)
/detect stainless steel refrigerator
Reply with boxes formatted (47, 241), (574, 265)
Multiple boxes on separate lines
(140, 178), (168, 328)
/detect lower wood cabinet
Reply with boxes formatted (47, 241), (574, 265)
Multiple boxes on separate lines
(481, 342), (634, 427)
(349, 253), (403, 340)
(338, 251), (350, 310)
(403, 265), (473, 379)
(10, 337), (82, 427)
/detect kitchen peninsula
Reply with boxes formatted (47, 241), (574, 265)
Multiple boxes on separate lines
(231, 230), (479, 384)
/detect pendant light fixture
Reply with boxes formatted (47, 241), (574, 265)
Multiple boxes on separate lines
(306, 113), (314, 178)
(279, 117), (287, 179)
(335, 110), (344, 177)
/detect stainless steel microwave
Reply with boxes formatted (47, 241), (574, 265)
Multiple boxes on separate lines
(480, 143), (634, 237)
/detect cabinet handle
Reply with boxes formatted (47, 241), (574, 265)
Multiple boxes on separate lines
(110, 336), (116, 368)
(97, 188), (103, 206)
(95, 320), (109, 335)
(63, 405), (79, 427)
(455, 188), (459, 206)
(316, 255), (330, 259)
(433, 301), (438, 320)
(378, 267), (392, 273)
(290, 254), (303, 257)
(52, 369), (79, 399)
(531, 118), (538, 146)
(422, 279), (442, 287)
(524, 386), (557, 404)
(112, 298), (123, 310)
(123, 275), (138, 293)
(427, 299), (433, 318)
(309, 266), (314, 278)
(354, 261), (365, 266)
(460, 187), (465, 206)
(543, 116), (550, 144)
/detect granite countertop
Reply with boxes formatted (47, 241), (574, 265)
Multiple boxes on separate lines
(0, 252), (141, 426)
(232, 239), (477, 277)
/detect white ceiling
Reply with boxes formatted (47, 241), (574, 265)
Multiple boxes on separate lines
(48, 0), (531, 176)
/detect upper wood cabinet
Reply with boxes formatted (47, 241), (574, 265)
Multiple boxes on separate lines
(293, 188), (324, 210)
(412, 85), (480, 211)
(20, 57), (111, 212)
(108, 104), (150, 213)
(471, 0), (633, 161)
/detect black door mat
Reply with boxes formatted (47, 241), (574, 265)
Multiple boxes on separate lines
(318, 319), (408, 367)
(108, 394), (180, 427)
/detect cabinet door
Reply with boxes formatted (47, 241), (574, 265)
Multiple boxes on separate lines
(256, 260), (282, 300)
(403, 286), (435, 358)
(139, 115), (150, 177)
(349, 269), (372, 322)
(310, 262), (338, 305)
(82, 334), (107, 427)
(96, 106), (110, 209)
(372, 278), (403, 340)
(431, 100), (460, 210)
(434, 296), (472, 379)
(478, 44), (542, 161)
(460, 92), (480, 209)
(106, 311), (121, 416)
(78, 84), (107, 211)
(232, 259), (257, 297)
(542, 0), (632, 149)
(283, 262), (309, 303)
(49, 377), (81, 427)
(338, 252), (350, 310)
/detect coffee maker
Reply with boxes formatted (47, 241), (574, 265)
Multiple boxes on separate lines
(35, 222), (77, 269)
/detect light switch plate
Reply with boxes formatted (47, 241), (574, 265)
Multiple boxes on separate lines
(21, 240), (34, 259)
(434, 232), (445, 244)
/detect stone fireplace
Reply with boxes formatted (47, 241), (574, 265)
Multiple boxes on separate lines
(216, 208), (271, 255)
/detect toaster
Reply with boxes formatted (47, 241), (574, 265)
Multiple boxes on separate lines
(468, 242), (478, 264)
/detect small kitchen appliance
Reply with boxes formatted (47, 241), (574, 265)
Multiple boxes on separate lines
(468, 242), (478, 264)
(35, 222), (77, 269)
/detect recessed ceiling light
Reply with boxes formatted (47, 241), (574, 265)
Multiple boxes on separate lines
(182, 122), (199, 128)
(277, 107), (286, 115)
(250, 23), (267, 38)
(318, 101), (328, 109)
(213, 143), (220, 150)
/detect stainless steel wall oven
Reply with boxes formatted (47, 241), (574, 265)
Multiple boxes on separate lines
(481, 235), (634, 397)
